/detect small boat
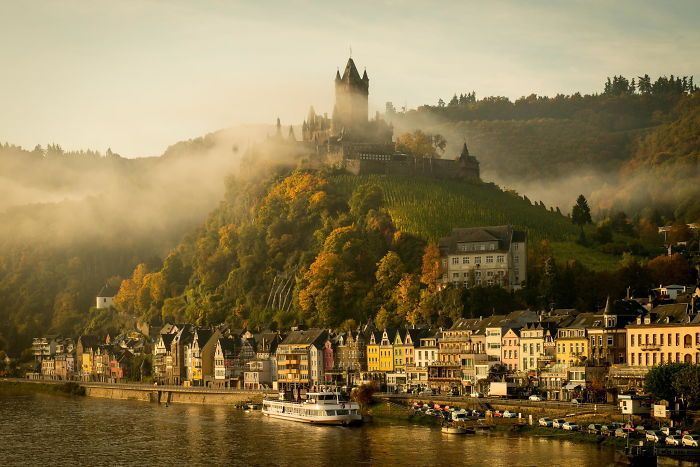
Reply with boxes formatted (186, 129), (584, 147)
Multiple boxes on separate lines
(262, 391), (362, 426)
(442, 425), (474, 435)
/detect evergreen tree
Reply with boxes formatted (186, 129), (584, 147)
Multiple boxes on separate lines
(571, 194), (592, 235)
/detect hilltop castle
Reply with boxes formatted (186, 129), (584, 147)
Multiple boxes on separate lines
(280, 57), (480, 180)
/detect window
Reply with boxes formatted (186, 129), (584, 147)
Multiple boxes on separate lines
(598, 336), (603, 347)
(631, 335), (635, 346)
(660, 334), (664, 346)
(452, 273), (459, 279)
(497, 255), (504, 263)
(486, 256), (494, 263)
(462, 257), (469, 264)
(442, 259), (447, 267)
(451, 257), (459, 265)
(607, 336), (613, 346)
(474, 257), (481, 264)
(631, 353), (635, 365)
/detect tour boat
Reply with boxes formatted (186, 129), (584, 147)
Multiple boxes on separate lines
(262, 391), (362, 426)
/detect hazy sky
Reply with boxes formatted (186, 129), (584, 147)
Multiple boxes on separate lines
(1, 0), (699, 156)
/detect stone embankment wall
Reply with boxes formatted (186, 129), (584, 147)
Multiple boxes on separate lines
(83, 385), (264, 406)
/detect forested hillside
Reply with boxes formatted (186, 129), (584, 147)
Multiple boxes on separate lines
(110, 170), (696, 343)
(0, 127), (260, 355)
(388, 75), (699, 223)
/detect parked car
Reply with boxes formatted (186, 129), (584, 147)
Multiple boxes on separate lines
(682, 434), (700, 447)
(614, 428), (629, 438)
(570, 399), (580, 405)
(635, 425), (647, 434)
(660, 427), (671, 436)
(646, 430), (664, 443)
(539, 418), (553, 427)
(587, 424), (603, 435)
(492, 410), (503, 417)
(600, 425), (612, 436)
(470, 392), (484, 398)
(562, 422), (580, 431)
(529, 395), (543, 401)
(419, 389), (435, 396)
(552, 419), (567, 429)
(503, 410), (518, 418)
(665, 435), (682, 446)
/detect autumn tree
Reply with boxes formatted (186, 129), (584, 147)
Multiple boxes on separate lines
(396, 130), (447, 159)
(420, 243), (442, 291)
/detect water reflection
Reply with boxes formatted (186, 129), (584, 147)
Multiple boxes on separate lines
(0, 394), (616, 466)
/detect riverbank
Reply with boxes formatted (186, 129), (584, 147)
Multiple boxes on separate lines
(367, 399), (629, 449)
(1, 378), (264, 406)
(0, 380), (85, 397)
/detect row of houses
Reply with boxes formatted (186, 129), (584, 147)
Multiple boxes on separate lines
(31, 289), (700, 402)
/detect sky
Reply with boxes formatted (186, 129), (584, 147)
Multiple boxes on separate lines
(1, 0), (699, 156)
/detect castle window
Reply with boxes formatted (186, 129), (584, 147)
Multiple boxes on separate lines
(452, 257), (459, 265)
(463, 257), (469, 264)
(486, 256), (494, 263)
(497, 255), (504, 263)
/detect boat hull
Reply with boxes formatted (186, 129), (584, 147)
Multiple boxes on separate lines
(263, 410), (362, 426)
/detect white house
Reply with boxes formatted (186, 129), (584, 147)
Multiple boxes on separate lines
(96, 284), (119, 309)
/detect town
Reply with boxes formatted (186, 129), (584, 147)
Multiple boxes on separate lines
(22, 223), (699, 414)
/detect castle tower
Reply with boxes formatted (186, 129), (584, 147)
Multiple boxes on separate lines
(333, 58), (369, 133)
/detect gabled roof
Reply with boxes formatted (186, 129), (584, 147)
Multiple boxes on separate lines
(438, 225), (527, 255)
(648, 303), (691, 324)
(97, 283), (119, 297)
(160, 333), (176, 348)
(280, 328), (328, 347)
(217, 336), (238, 353)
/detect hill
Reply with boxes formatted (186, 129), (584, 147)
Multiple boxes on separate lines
(388, 75), (699, 224)
(331, 174), (619, 271)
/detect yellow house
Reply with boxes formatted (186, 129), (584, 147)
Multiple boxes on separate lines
(379, 329), (396, 373)
(393, 331), (405, 372)
(555, 313), (595, 366)
(394, 329), (424, 372)
(366, 331), (381, 372)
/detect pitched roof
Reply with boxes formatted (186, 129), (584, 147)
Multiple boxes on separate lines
(218, 336), (238, 353)
(648, 303), (691, 324)
(438, 225), (527, 255)
(97, 283), (119, 297)
(280, 328), (328, 347)
(340, 58), (363, 84)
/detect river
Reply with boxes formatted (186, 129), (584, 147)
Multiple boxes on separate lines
(0, 393), (617, 466)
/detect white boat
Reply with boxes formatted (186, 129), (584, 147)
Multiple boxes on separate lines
(262, 391), (362, 426)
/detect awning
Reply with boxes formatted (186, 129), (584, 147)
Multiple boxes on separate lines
(564, 383), (581, 390)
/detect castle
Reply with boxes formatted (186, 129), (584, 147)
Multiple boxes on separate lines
(281, 57), (480, 180)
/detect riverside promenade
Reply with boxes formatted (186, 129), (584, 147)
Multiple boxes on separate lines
(2, 377), (268, 405)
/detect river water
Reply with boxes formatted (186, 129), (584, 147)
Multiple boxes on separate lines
(0, 393), (617, 466)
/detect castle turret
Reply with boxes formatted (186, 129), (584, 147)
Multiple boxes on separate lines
(334, 57), (369, 134)
(288, 125), (296, 142)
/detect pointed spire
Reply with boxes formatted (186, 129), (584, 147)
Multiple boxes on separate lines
(362, 69), (368, 82)
(275, 117), (282, 138)
(335, 68), (341, 82)
(461, 141), (470, 158)
(603, 296), (612, 314)
(288, 125), (296, 142)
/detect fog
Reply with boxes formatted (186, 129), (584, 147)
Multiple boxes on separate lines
(0, 124), (288, 251)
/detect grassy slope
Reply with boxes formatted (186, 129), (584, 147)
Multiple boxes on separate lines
(332, 174), (619, 271)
